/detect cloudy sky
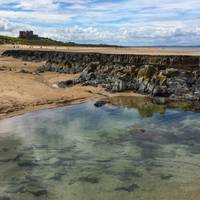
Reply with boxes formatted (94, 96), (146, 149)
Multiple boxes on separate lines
(0, 0), (200, 46)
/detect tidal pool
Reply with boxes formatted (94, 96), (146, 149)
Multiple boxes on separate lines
(0, 97), (200, 200)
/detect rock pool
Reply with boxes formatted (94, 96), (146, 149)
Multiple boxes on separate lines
(0, 96), (200, 200)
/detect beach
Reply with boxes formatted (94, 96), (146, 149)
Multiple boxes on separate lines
(0, 45), (199, 120)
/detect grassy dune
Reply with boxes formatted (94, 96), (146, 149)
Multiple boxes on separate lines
(0, 35), (120, 47)
(0, 35), (72, 46)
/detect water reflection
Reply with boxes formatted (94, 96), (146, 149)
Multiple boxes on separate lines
(109, 96), (166, 118)
(0, 97), (200, 200)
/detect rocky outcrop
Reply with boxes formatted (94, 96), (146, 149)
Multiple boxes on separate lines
(2, 50), (200, 102)
(3, 50), (200, 69)
(77, 64), (200, 101)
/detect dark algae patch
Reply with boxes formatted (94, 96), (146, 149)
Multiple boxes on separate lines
(115, 183), (139, 192)
(0, 97), (200, 200)
(78, 176), (99, 184)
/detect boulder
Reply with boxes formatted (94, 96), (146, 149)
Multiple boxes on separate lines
(27, 184), (48, 197)
(111, 79), (126, 92)
(137, 65), (157, 80)
(115, 183), (139, 192)
(163, 68), (180, 78)
(94, 100), (107, 107)
(57, 80), (74, 88)
(152, 86), (169, 97)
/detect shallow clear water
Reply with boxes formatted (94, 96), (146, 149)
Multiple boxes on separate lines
(0, 97), (200, 200)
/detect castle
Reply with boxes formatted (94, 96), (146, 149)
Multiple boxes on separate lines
(19, 31), (39, 39)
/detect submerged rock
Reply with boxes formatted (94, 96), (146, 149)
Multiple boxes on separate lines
(0, 196), (11, 200)
(27, 184), (48, 197)
(94, 100), (107, 107)
(115, 183), (139, 192)
(18, 159), (38, 167)
(160, 174), (173, 180)
(78, 176), (99, 184)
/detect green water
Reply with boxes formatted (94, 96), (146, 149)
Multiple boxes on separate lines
(0, 97), (200, 200)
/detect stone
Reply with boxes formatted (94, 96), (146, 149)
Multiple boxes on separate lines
(111, 79), (126, 92)
(85, 62), (99, 73)
(57, 80), (74, 88)
(152, 86), (169, 97)
(78, 176), (99, 184)
(164, 68), (180, 78)
(8, 184), (26, 194)
(18, 158), (38, 167)
(0, 196), (11, 200)
(115, 183), (139, 192)
(17, 69), (32, 74)
(160, 174), (173, 180)
(137, 65), (157, 80)
(26, 183), (48, 197)
(94, 100), (107, 107)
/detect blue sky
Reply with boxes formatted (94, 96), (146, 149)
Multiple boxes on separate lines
(0, 0), (200, 45)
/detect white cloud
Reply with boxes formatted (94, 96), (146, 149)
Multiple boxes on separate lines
(0, 10), (73, 23)
(0, 0), (200, 45)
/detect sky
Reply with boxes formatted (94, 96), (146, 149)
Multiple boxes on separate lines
(0, 0), (200, 46)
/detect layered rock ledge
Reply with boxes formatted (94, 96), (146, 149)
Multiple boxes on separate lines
(3, 50), (200, 102)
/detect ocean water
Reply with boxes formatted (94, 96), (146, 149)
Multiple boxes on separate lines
(0, 96), (200, 200)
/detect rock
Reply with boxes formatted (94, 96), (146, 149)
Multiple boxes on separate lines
(160, 174), (173, 180)
(138, 78), (148, 93)
(153, 97), (169, 104)
(0, 67), (7, 71)
(17, 69), (32, 74)
(163, 68), (180, 78)
(27, 185), (48, 197)
(0, 196), (11, 200)
(137, 65), (157, 80)
(111, 79), (126, 92)
(157, 73), (167, 85)
(80, 70), (96, 81)
(94, 100), (107, 107)
(152, 86), (169, 97)
(78, 176), (99, 184)
(85, 62), (99, 73)
(8, 184), (26, 194)
(17, 158), (38, 167)
(115, 183), (139, 192)
(57, 80), (74, 88)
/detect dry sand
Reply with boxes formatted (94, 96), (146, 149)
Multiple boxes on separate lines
(1, 44), (200, 56)
(0, 56), (106, 119)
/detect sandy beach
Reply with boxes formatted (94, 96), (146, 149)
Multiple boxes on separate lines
(0, 56), (108, 119)
(1, 44), (200, 56)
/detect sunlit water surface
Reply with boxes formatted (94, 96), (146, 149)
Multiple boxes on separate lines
(0, 97), (200, 200)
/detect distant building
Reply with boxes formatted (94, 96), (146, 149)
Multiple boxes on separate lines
(19, 31), (39, 39)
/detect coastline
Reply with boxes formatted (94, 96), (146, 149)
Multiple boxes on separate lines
(0, 90), (144, 121)
(1, 45), (199, 120)
(1, 44), (200, 56)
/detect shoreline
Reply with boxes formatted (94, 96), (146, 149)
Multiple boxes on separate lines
(0, 96), (99, 121)
(0, 92), (145, 121)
